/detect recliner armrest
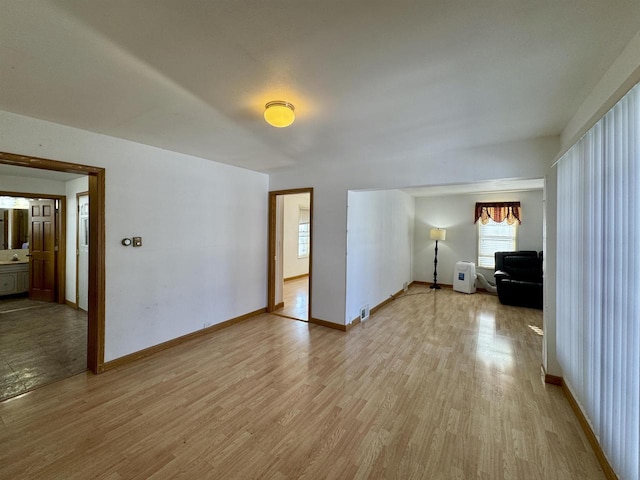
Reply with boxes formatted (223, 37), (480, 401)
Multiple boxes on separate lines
(494, 270), (510, 282)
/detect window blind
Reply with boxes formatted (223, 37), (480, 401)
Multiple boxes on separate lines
(556, 83), (640, 479)
(478, 219), (517, 268)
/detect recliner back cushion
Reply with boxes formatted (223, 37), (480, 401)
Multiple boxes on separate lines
(503, 255), (542, 281)
(495, 250), (538, 271)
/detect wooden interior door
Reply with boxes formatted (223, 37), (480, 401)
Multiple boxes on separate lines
(1, 210), (7, 249)
(29, 199), (56, 302)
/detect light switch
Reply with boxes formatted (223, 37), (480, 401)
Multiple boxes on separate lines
(132, 237), (142, 247)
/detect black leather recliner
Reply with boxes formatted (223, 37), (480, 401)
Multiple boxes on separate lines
(494, 251), (543, 309)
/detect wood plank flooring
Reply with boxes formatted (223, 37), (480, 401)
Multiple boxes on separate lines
(0, 297), (87, 401)
(0, 286), (604, 479)
(274, 275), (308, 321)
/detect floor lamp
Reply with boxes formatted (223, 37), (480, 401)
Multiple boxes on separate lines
(429, 228), (446, 289)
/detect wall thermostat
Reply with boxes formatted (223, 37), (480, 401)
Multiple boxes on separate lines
(121, 238), (132, 246)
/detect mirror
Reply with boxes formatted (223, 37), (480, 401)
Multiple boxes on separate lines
(1, 208), (29, 250)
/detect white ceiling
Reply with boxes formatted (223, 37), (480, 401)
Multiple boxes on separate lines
(1, 1), (639, 173)
(402, 178), (544, 198)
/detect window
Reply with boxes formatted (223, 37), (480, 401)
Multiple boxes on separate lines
(478, 219), (517, 268)
(298, 207), (310, 258)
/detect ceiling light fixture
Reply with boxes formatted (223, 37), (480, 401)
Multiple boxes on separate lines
(264, 101), (295, 128)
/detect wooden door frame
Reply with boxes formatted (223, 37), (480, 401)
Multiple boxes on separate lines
(76, 191), (89, 310)
(1, 191), (66, 304)
(0, 152), (106, 374)
(267, 188), (313, 320)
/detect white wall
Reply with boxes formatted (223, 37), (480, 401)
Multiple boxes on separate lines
(64, 176), (89, 303)
(270, 136), (559, 326)
(283, 193), (309, 279)
(0, 110), (269, 362)
(274, 196), (284, 305)
(561, 30), (640, 150)
(542, 170), (561, 376)
(413, 190), (543, 286)
(346, 189), (414, 324)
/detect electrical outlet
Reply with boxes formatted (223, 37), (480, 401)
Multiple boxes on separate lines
(403, 282), (409, 292)
(360, 305), (370, 321)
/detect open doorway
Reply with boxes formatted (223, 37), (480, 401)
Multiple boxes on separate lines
(0, 191), (86, 400)
(0, 152), (106, 380)
(268, 189), (313, 322)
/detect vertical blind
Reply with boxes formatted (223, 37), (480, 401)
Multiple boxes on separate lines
(556, 83), (639, 479)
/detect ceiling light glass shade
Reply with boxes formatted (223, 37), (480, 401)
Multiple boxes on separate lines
(264, 101), (295, 128)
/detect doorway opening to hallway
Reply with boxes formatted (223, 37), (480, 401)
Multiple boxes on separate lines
(267, 189), (313, 322)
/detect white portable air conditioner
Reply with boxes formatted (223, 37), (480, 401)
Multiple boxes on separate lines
(453, 261), (477, 294)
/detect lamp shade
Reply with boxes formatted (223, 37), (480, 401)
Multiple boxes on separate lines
(430, 228), (446, 241)
(264, 101), (295, 128)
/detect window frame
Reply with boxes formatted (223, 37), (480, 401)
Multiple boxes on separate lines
(297, 207), (310, 259)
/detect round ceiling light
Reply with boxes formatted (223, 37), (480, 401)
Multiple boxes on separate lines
(264, 101), (295, 128)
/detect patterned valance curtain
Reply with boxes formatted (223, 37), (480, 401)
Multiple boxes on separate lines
(474, 202), (521, 225)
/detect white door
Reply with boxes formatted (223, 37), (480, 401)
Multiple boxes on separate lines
(77, 194), (89, 311)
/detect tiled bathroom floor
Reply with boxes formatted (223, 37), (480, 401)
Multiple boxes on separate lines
(0, 297), (87, 401)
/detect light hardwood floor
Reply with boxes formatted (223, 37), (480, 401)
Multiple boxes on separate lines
(274, 275), (308, 321)
(0, 286), (604, 479)
(0, 297), (87, 401)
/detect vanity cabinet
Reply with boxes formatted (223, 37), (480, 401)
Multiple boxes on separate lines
(0, 262), (29, 295)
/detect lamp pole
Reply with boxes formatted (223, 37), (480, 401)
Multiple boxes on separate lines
(430, 239), (441, 290)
